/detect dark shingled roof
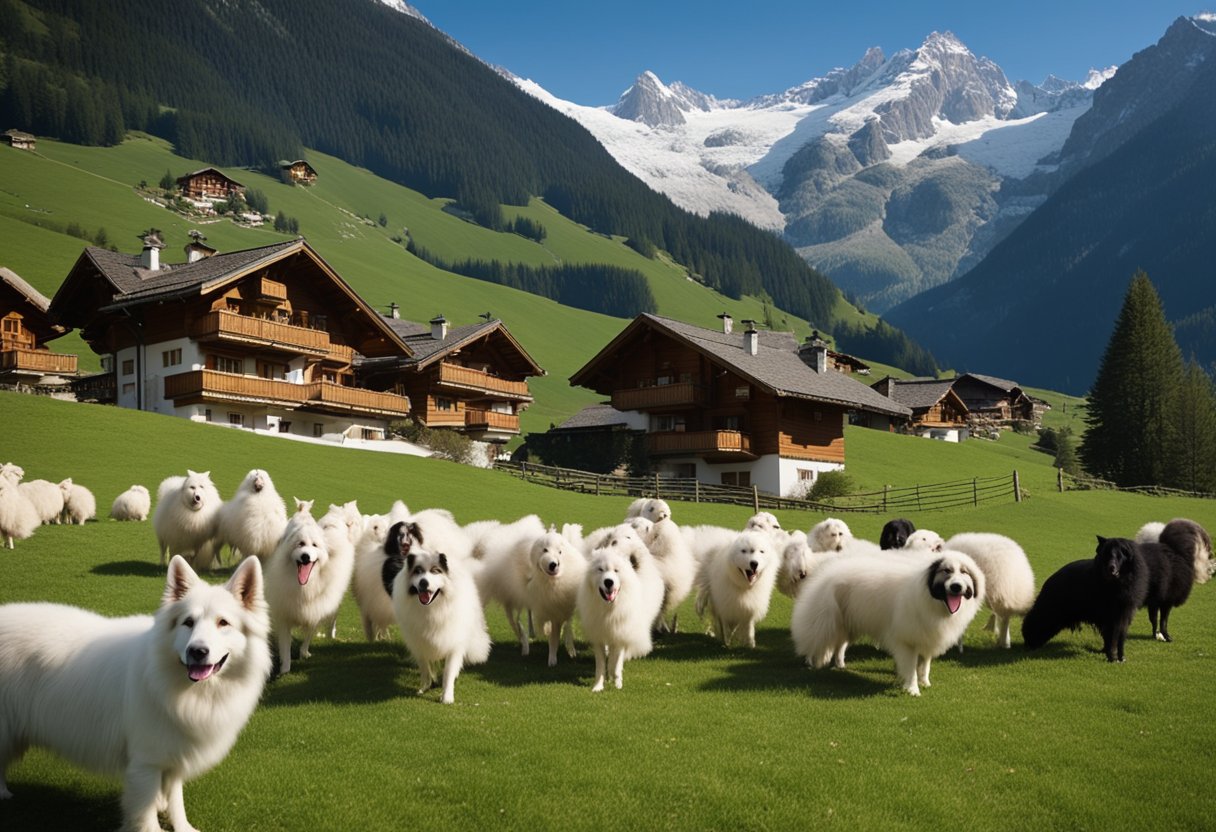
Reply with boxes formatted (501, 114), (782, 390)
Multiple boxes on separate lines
(878, 379), (958, 410)
(0, 266), (51, 312)
(958, 372), (1022, 393)
(555, 403), (635, 431)
(609, 315), (911, 418)
(382, 317), (498, 363)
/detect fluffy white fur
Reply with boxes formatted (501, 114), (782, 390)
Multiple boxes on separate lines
(903, 530), (945, 553)
(624, 497), (672, 525)
(0, 477), (38, 549)
(0, 463), (23, 483)
(56, 478), (95, 525)
(153, 471), (223, 569)
(680, 523), (738, 565)
(695, 531), (780, 648)
(633, 516), (696, 632)
(791, 551), (985, 695)
(109, 484), (151, 522)
(777, 530), (838, 598)
(944, 532), (1035, 648)
(263, 511), (344, 674)
(404, 507), (473, 561)
(808, 517), (853, 553)
(18, 479), (62, 525)
(315, 501), (359, 639)
(524, 528), (587, 666)
(745, 511), (791, 550)
(351, 512), (395, 641)
(1134, 521), (1166, 545)
(474, 514), (545, 654)
(216, 469), (287, 561)
(0, 556), (270, 832)
(577, 532), (664, 692)
(392, 548), (491, 704)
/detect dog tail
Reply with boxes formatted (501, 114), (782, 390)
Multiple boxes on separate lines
(1160, 519), (1213, 585)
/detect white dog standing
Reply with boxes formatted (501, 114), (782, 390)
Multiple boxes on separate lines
(0, 555), (270, 832)
(524, 527), (587, 666)
(216, 469), (287, 561)
(944, 532), (1034, 649)
(110, 484), (151, 522)
(264, 510), (342, 674)
(791, 551), (985, 695)
(154, 471), (223, 569)
(695, 531), (779, 648)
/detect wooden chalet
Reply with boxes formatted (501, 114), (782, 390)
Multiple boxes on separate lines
(281, 160), (318, 185)
(870, 377), (969, 441)
(176, 167), (246, 201)
(2, 129), (35, 151)
(358, 312), (544, 444)
(0, 267), (77, 382)
(49, 236), (413, 440)
(951, 373), (1037, 425)
(569, 315), (910, 496)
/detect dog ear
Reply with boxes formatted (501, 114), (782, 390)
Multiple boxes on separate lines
(926, 558), (946, 601)
(385, 521), (406, 556)
(407, 522), (423, 546)
(163, 555), (199, 605)
(962, 559), (985, 603)
(629, 553), (640, 571)
(226, 556), (265, 611)
(1096, 535), (1107, 547)
(406, 552), (417, 571)
(438, 553), (449, 573)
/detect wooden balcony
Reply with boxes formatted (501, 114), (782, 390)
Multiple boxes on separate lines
(422, 407), (466, 428)
(189, 311), (355, 363)
(162, 370), (410, 418)
(464, 409), (520, 433)
(0, 347), (78, 375)
(257, 277), (287, 301)
(648, 430), (754, 460)
(435, 363), (532, 400)
(612, 381), (704, 411)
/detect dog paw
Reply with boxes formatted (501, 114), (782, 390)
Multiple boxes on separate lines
(1155, 633), (1169, 642)
(591, 681), (604, 692)
(548, 656), (557, 668)
(613, 677), (623, 690)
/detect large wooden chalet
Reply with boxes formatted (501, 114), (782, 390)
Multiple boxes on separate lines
(569, 314), (910, 496)
(358, 311), (544, 444)
(176, 167), (246, 201)
(49, 235), (413, 440)
(951, 373), (1039, 424)
(0, 267), (77, 382)
(870, 377), (970, 441)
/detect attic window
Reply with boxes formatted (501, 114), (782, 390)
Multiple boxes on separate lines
(735, 386), (750, 400)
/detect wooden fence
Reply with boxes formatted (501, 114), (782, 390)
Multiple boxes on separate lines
(1058, 469), (1215, 499)
(493, 461), (1022, 514)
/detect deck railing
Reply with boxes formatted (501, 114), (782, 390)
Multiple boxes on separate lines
(612, 381), (704, 411)
(648, 430), (751, 455)
(464, 409), (520, 432)
(0, 348), (78, 374)
(163, 370), (409, 416)
(189, 311), (354, 362)
(436, 363), (531, 399)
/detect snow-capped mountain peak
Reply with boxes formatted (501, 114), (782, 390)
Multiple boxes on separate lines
(611, 71), (689, 127)
(374, 0), (429, 23)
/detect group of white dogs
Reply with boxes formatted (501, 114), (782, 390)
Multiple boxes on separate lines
(0, 463), (1042, 832)
(0, 463), (100, 546)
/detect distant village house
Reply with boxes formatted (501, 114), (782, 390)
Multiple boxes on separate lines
(0, 267), (77, 383)
(2, 129), (36, 151)
(176, 167), (246, 201)
(281, 160), (318, 185)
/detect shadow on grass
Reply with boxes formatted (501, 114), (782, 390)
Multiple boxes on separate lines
(263, 639), (408, 706)
(699, 641), (893, 698)
(0, 782), (121, 830)
(90, 559), (165, 577)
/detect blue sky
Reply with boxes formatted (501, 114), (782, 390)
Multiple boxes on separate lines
(415, 1), (1202, 104)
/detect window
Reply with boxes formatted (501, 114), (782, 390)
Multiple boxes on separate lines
(655, 415), (685, 433)
(278, 421), (291, 434)
(215, 356), (243, 374)
(435, 397), (454, 412)
(100, 356), (113, 373)
(721, 471), (751, 487)
(798, 469), (815, 481)
(122, 359), (134, 376)
(204, 408), (212, 422)
(723, 415), (741, 431)
(656, 375), (673, 386)
(672, 463), (696, 479)
(121, 382), (135, 395)
(162, 348), (182, 368)
(313, 423), (324, 437)
(2, 317), (19, 334)
(258, 361), (286, 380)
(228, 412), (244, 427)
(734, 386), (750, 400)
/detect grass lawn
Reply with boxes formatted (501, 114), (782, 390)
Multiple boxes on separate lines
(1, 393), (1214, 830)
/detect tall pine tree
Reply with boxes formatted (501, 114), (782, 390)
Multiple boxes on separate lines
(1166, 359), (1216, 493)
(1080, 271), (1184, 486)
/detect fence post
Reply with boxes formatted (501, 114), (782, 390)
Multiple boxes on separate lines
(521, 461), (527, 481)
(883, 484), (889, 513)
(695, 480), (700, 503)
(1057, 467), (1064, 493)
(752, 485), (760, 514)
(654, 473), (660, 499)
(595, 475), (600, 497)
(1013, 469), (1022, 503)
(973, 477), (978, 506)
(916, 484), (921, 511)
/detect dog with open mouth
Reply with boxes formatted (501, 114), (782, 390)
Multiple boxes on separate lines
(0, 555), (270, 832)
(791, 551), (985, 695)
(525, 526), (587, 667)
(694, 530), (780, 648)
(388, 545), (490, 704)
(264, 509), (342, 674)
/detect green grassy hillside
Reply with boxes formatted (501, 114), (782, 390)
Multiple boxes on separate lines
(0, 135), (885, 434)
(1, 392), (1214, 831)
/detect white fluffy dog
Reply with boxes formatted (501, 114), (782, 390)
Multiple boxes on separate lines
(633, 515), (695, 632)
(903, 529), (945, 553)
(809, 517), (853, 553)
(791, 551), (985, 695)
(109, 484), (151, 522)
(680, 523), (739, 565)
(0, 555), (270, 832)
(0, 477), (38, 549)
(316, 501), (359, 639)
(624, 497), (672, 525)
(154, 471), (223, 569)
(389, 547), (491, 704)
(216, 469), (287, 561)
(695, 531), (780, 648)
(351, 513), (396, 641)
(263, 511), (344, 674)
(524, 527), (587, 666)
(57, 478), (95, 525)
(745, 511), (791, 550)
(777, 530), (838, 598)
(18, 479), (62, 525)
(944, 532), (1035, 649)
(475, 514), (545, 653)
(578, 531), (665, 691)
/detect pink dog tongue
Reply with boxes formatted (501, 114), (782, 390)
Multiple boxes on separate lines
(946, 594), (962, 614)
(188, 664), (215, 682)
(297, 562), (315, 585)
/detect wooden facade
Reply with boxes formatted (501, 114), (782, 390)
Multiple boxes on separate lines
(0, 268), (77, 380)
(952, 374), (1036, 423)
(176, 168), (246, 200)
(2, 129), (35, 151)
(282, 160), (318, 184)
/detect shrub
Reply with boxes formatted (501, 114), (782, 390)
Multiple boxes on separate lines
(808, 470), (854, 500)
(390, 421), (477, 465)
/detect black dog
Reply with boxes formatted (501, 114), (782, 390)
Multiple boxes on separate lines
(1022, 536), (1148, 662)
(880, 518), (916, 550)
(1138, 519), (1210, 642)
(381, 520), (424, 596)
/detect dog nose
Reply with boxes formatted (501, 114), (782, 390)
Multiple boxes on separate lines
(299, 552), (311, 564)
(604, 577), (614, 589)
(188, 645), (209, 663)
(749, 560), (759, 571)
(948, 582), (962, 594)
(419, 578), (429, 591)
(548, 562), (558, 574)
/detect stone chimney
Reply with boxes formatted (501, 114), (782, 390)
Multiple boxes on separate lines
(741, 320), (758, 356)
(717, 312), (733, 334)
(429, 314), (447, 340)
(388, 302), (400, 319)
(139, 230), (165, 271)
(183, 230), (216, 263)
(798, 330), (829, 373)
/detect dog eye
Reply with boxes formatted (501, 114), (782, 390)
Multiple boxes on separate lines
(182, 617), (195, 628)
(217, 618), (230, 628)
(298, 540), (307, 547)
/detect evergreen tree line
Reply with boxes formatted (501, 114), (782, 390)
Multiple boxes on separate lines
(0, 0), (851, 340)
(1080, 271), (1216, 494)
(407, 242), (657, 318)
(832, 318), (939, 377)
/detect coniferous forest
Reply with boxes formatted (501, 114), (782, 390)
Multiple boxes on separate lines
(0, 0), (931, 369)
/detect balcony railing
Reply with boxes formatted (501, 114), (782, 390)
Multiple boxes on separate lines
(257, 277), (287, 301)
(464, 409), (520, 433)
(612, 381), (704, 411)
(0, 347), (78, 374)
(188, 311), (354, 363)
(435, 363), (531, 399)
(162, 370), (410, 417)
(422, 407), (466, 427)
(648, 430), (752, 456)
